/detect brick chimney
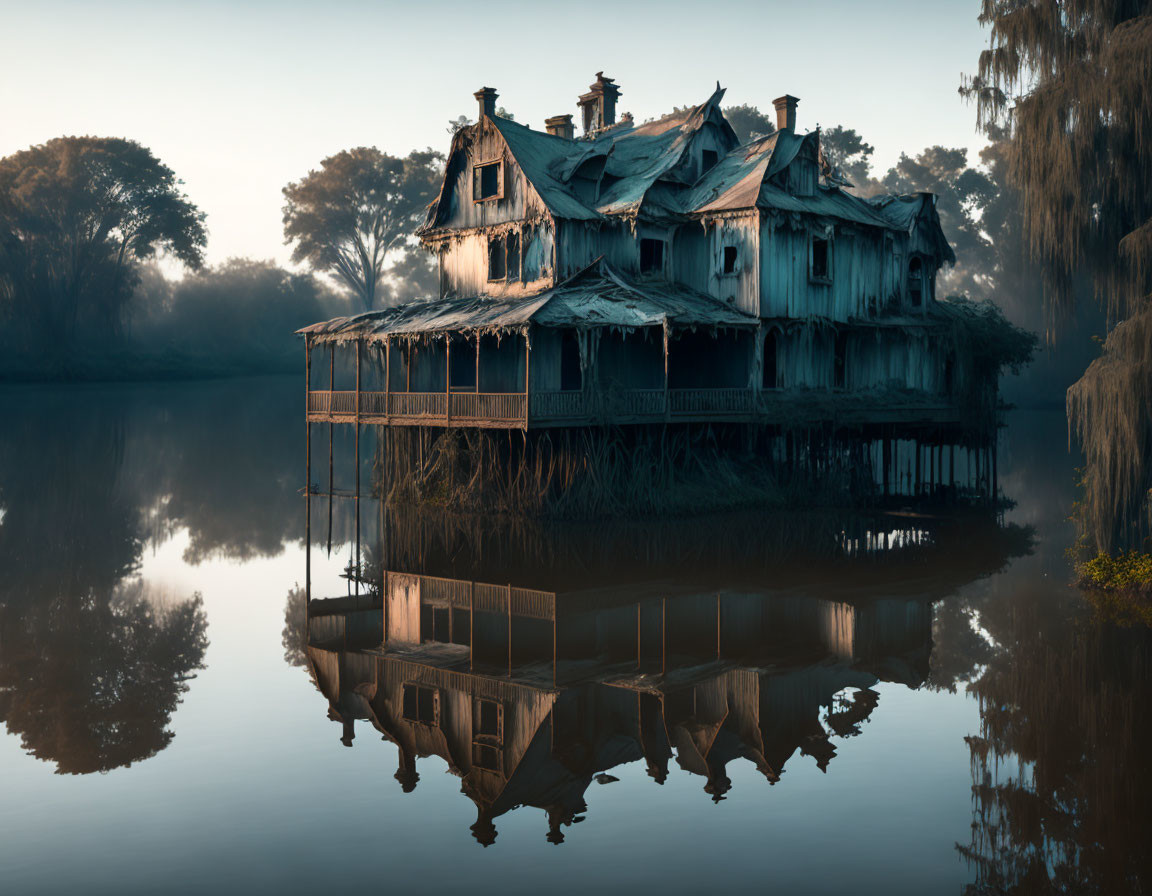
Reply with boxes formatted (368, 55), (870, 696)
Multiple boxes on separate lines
(773, 95), (799, 131)
(474, 87), (498, 121)
(577, 72), (621, 134)
(545, 114), (575, 139)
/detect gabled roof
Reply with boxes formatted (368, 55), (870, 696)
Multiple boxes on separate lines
(868, 193), (957, 265)
(297, 259), (758, 343)
(419, 82), (955, 261)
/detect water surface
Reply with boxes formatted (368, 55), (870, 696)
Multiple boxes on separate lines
(0, 378), (1147, 895)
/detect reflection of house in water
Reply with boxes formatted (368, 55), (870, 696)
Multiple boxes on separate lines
(307, 575), (932, 845)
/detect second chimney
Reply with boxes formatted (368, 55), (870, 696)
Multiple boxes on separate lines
(773, 95), (799, 131)
(474, 86), (498, 121)
(545, 114), (575, 139)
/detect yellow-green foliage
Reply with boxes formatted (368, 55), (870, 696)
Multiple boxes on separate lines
(1079, 550), (1152, 590)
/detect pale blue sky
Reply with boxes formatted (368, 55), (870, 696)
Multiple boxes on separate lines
(0, 0), (991, 269)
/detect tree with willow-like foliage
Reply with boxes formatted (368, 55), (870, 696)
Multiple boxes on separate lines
(282, 148), (443, 312)
(962, 2), (1152, 553)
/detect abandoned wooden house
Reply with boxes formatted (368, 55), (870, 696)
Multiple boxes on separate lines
(301, 74), (1031, 506)
(305, 568), (931, 843)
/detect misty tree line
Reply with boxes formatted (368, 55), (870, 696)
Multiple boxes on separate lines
(0, 95), (1080, 384)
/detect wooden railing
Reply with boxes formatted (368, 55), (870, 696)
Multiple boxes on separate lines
(450, 392), (525, 421)
(530, 390), (587, 419)
(670, 388), (754, 416)
(307, 387), (957, 428)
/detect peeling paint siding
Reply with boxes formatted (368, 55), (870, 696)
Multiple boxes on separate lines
(437, 121), (541, 231)
(556, 221), (637, 279)
(847, 330), (946, 392)
(439, 227), (554, 299)
(760, 225), (811, 319)
(695, 215), (759, 316)
(529, 329), (562, 391)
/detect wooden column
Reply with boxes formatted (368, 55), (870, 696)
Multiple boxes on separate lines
(355, 339), (361, 586)
(523, 328), (531, 431)
(445, 336), (451, 424)
(327, 344), (334, 556)
(305, 336), (312, 606)
(469, 582), (475, 671)
(507, 583), (513, 677)
(385, 337), (391, 421)
(475, 332), (481, 395)
(663, 325), (670, 421)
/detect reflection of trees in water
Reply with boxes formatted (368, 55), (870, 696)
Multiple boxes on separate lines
(282, 585), (307, 667)
(0, 393), (215, 773)
(955, 584), (1152, 893)
(0, 581), (208, 774)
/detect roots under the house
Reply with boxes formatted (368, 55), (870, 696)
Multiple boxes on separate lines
(373, 424), (955, 521)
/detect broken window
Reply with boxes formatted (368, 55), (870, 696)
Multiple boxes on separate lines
(811, 236), (831, 281)
(473, 699), (504, 772)
(402, 684), (440, 726)
(722, 245), (738, 275)
(488, 236), (506, 281)
(702, 149), (718, 174)
(762, 330), (778, 389)
(506, 229), (520, 280)
(561, 329), (582, 391)
(488, 231), (520, 282)
(473, 160), (502, 202)
(639, 237), (665, 274)
(909, 257), (924, 306)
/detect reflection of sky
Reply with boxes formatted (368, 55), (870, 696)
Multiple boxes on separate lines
(0, 527), (978, 894)
(0, 1), (990, 270)
(0, 389), (1083, 893)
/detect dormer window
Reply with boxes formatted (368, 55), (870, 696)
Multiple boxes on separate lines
(640, 238), (665, 275)
(702, 149), (718, 174)
(722, 245), (738, 275)
(473, 159), (503, 202)
(488, 230), (520, 282)
(909, 257), (924, 307)
(810, 235), (831, 282)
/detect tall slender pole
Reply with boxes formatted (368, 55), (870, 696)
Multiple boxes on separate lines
(445, 336), (451, 424)
(506, 584), (512, 677)
(327, 344), (334, 557)
(523, 327), (531, 431)
(385, 337), (391, 421)
(355, 339), (361, 589)
(305, 337), (312, 607)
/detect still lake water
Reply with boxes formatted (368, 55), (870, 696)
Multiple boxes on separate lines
(0, 377), (1148, 895)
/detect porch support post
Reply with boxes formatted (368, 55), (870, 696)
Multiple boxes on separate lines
(523, 326), (531, 431)
(663, 323), (670, 422)
(355, 338), (361, 585)
(445, 335), (451, 424)
(385, 337), (391, 421)
(475, 332), (481, 394)
(305, 336), (312, 607)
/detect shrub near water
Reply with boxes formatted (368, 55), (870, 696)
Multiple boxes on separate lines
(1077, 549), (1152, 627)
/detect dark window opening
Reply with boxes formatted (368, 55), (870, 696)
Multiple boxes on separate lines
(723, 245), (738, 275)
(506, 230), (520, 281)
(477, 700), (502, 739)
(449, 338), (477, 391)
(811, 237), (830, 280)
(833, 331), (848, 390)
(640, 238), (665, 274)
(909, 257), (923, 307)
(403, 684), (439, 726)
(762, 331), (778, 389)
(473, 742), (502, 773)
(474, 161), (501, 201)
(702, 149), (719, 174)
(488, 237), (506, 281)
(560, 330), (582, 391)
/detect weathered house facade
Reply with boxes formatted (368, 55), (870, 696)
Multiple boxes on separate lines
(301, 75), (1029, 507)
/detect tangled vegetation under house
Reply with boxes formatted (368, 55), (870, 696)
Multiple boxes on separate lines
(300, 75), (1033, 512)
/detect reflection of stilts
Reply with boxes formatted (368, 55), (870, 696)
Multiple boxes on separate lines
(305, 335), (312, 609)
(327, 343), (334, 558)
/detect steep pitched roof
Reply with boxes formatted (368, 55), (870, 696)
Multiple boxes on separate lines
(868, 193), (957, 265)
